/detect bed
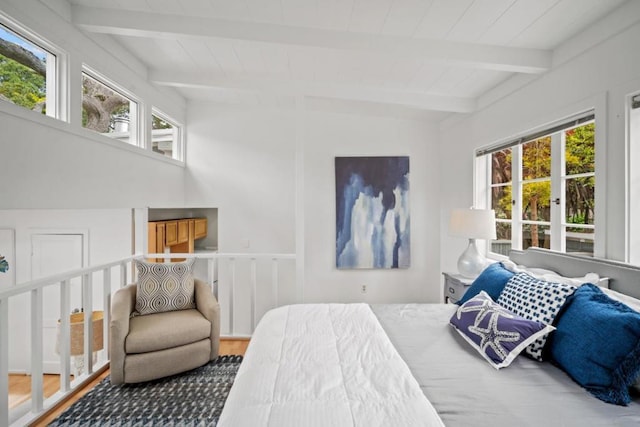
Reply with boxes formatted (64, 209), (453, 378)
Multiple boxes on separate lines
(219, 249), (640, 426)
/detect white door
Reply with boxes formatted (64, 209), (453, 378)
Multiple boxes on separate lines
(31, 233), (85, 374)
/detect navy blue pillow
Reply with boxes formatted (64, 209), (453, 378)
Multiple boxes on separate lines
(548, 284), (640, 405)
(457, 262), (515, 305)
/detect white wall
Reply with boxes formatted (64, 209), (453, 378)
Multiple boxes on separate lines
(185, 103), (297, 254)
(185, 103), (442, 309)
(0, 112), (186, 209)
(439, 16), (640, 271)
(303, 111), (441, 303)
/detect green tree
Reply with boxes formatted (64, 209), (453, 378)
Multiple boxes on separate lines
(521, 137), (551, 247)
(0, 54), (45, 110)
(565, 123), (595, 225)
(1, 36), (128, 132)
(152, 115), (172, 130)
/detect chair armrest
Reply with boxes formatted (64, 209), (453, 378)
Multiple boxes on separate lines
(109, 284), (136, 385)
(194, 279), (220, 360)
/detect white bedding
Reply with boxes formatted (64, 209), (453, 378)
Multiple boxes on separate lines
(218, 303), (444, 427)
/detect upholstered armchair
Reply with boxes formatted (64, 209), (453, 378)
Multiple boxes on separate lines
(109, 278), (220, 385)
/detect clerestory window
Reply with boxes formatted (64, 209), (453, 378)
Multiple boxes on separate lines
(81, 70), (139, 146)
(0, 19), (60, 119)
(151, 109), (183, 161)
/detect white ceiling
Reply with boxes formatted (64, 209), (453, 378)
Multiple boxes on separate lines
(68, 0), (628, 120)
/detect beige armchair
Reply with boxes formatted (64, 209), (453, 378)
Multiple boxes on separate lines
(109, 278), (220, 385)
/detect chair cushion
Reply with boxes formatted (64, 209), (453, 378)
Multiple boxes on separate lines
(126, 309), (211, 354)
(135, 259), (196, 315)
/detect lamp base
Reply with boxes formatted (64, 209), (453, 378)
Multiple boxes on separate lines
(457, 239), (487, 278)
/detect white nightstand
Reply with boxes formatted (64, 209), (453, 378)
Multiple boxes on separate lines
(442, 272), (474, 304)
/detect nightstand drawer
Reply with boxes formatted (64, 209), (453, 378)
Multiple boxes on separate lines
(444, 280), (467, 302)
(442, 272), (474, 303)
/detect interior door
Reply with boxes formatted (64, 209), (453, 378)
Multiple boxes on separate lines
(31, 233), (84, 374)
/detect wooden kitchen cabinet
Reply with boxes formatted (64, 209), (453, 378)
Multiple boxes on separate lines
(194, 218), (207, 239)
(165, 221), (178, 246)
(147, 218), (207, 263)
(177, 220), (190, 243)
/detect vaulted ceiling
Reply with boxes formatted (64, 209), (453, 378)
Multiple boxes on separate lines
(69, 0), (628, 119)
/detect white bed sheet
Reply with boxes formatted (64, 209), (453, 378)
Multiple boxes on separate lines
(218, 303), (444, 427)
(372, 303), (640, 427)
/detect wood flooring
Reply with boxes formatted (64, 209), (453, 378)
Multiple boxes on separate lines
(8, 338), (250, 426)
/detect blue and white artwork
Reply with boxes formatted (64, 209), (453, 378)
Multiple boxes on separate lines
(335, 156), (410, 269)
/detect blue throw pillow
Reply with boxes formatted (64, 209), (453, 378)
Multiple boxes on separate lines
(457, 262), (515, 305)
(548, 284), (640, 405)
(450, 291), (555, 369)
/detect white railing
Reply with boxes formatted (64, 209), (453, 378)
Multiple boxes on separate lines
(0, 251), (296, 427)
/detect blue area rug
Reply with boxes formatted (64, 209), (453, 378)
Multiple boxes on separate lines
(48, 355), (243, 426)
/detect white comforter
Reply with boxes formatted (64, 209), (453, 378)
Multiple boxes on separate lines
(218, 303), (444, 427)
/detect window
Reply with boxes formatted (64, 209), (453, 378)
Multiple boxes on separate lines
(81, 70), (138, 146)
(479, 113), (595, 256)
(628, 93), (640, 264)
(0, 20), (58, 118)
(151, 110), (182, 160)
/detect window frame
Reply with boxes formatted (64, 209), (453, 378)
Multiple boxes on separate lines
(627, 91), (640, 264)
(0, 11), (66, 121)
(150, 108), (184, 161)
(81, 66), (141, 148)
(477, 113), (597, 258)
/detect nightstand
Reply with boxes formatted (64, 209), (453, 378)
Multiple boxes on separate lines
(442, 272), (474, 304)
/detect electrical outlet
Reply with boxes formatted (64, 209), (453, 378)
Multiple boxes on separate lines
(361, 285), (367, 294)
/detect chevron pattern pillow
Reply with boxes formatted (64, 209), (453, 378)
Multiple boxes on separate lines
(135, 259), (196, 315)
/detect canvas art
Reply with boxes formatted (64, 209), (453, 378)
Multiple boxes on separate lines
(0, 229), (15, 288)
(335, 156), (410, 269)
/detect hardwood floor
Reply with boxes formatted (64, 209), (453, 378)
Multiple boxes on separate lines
(8, 338), (250, 426)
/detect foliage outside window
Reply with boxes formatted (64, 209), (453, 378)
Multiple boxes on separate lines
(0, 23), (55, 117)
(151, 111), (181, 160)
(486, 121), (595, 256)
(82, 71), (137, 146)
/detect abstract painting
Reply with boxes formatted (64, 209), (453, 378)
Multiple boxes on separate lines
(335, 156), (410, 269)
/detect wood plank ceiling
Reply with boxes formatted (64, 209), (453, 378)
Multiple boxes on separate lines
(69, 0), (627, 120)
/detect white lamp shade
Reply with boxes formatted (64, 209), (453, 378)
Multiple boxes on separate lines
(449, 208), (497, 240)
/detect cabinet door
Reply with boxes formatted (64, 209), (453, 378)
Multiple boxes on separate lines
(194, 218), (207, 239)
(165, 221), (178, 246)
(147, 223), (157, 261)
(177, 220), (189, 244)
(155, 223), (166, 263)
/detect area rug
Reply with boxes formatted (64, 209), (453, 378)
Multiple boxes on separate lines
(48, 355), (243, 426)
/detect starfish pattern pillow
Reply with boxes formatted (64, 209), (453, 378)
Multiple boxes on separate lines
(450, 291), (555, 369)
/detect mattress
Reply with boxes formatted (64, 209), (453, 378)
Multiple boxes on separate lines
(371, 303), (640, 427)
(218, 303), (444, 426)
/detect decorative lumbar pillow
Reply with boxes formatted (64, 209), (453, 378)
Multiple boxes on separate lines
(450, 291), (555, 369)
(497, 272), (577, 361)
(547, 284), (640, 405)
(457, 262), (515, 305)
(135, 259), (196, 315)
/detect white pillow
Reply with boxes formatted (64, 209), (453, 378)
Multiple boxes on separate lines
(501, 259), (606, 287)
(601, 287), (640, 313)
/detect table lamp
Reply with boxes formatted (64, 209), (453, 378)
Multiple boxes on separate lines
(449, 208), (497, 278)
